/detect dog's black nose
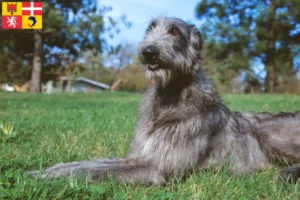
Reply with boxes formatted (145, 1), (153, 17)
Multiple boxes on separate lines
(142, 45), (160, 64)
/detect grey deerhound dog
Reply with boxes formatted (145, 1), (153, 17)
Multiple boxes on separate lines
(29, 17), (300, 184)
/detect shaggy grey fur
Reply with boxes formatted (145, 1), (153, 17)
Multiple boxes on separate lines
(28, 17), (300, 184)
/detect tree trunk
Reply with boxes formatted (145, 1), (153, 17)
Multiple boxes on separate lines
(264, 0), (276, 93)
(30, 30), (42, 93)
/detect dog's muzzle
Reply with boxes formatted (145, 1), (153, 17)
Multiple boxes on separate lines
(142, 45), (160, 71)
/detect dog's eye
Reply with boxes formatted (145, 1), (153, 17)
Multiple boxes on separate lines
(168, 27), (181, 36)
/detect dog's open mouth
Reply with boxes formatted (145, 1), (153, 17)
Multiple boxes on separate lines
(148, 64), (159, 71)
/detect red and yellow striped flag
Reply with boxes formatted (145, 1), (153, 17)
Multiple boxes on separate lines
(1, 2), (43, 29)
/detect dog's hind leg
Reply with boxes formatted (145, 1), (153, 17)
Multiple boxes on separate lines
(254, 113), (300, 162)
(279, 164), (300, 183)
(252, 113), (300, 183)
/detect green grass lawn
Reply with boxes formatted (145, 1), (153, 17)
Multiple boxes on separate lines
(0, 91), (300, 199)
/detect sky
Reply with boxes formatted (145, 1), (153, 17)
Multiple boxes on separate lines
(99, 0), (202, 46)
(97, 0), (300, 79)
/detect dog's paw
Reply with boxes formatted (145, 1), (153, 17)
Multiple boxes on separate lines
(278, 164), (300, 183)
(26, 170), (39, 177)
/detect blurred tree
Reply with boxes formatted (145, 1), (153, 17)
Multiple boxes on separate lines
(80, 50), (116, 85)
(118, 56), (149, 92)
(196, 0), (300, 93)
(0, 0), (130, 92)
(109, 42), (136, 70)
(69, 42), (137, 89)
(106, 42), (136, 89)
(244, 72), (261, 93)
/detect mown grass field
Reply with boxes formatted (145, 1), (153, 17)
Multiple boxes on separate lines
(0, 91), (300, 199)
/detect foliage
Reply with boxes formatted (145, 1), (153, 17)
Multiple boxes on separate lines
(78, 45), (150, 92)
(107, 42), (136, 70)
(118, 56), (150, 92)
(0, 1), (130, 88)
(196, 0), (300, 93)
(1, 92), (300, 198)
(0, 121), (18, 144)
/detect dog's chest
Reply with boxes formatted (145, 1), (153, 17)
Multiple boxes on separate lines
(133, 127), (207, 174)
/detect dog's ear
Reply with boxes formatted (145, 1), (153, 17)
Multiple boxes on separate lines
(146, 19), (157, 33)
(190, 25), (203, 51)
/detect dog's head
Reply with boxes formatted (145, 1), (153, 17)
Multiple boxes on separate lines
(138, 17), (202, 86)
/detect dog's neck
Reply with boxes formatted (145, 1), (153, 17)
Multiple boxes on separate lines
(157, 73), (194, 91)
(154, 68), (222, 109)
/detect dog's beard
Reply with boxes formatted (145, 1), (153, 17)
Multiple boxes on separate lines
(145, 68), (172, 87)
